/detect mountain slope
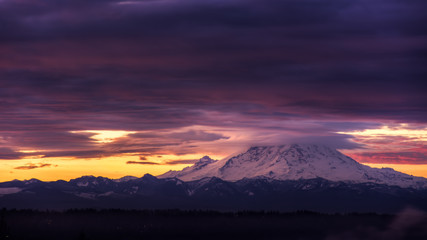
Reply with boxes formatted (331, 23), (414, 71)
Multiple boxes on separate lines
(158, 144), (427, 188)
(160, 156), (220, 180)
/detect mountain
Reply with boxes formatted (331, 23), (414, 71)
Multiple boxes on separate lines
(160, 156), (218, 180)
(159, 144), (427, 189)
(1, 174), (427, 213)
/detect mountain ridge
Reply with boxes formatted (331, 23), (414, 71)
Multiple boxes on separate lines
(1, 174), (427, 212)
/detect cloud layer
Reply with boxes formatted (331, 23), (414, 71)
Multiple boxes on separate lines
(0, 0), (426, 165)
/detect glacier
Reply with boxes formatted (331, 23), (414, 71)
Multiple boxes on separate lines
(159, 144), (427, 189)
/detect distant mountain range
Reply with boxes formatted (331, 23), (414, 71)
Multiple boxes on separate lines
(1, 144), (427, 212)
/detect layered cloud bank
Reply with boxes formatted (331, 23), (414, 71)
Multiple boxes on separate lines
(0, 0), (426, 180)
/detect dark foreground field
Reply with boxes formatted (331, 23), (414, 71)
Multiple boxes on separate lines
(1, 208), (427, 240)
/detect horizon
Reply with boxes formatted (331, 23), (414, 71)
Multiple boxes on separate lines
(0, 0), (426, 182)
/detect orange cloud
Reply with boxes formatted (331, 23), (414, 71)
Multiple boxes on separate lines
(338, 124), (427, 164)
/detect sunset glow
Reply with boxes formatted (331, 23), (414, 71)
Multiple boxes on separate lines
(337, 123), (427, 166)
(71, 130), (137, 143)
(0, 153), (225, 182)
(338, 124), (427, 141)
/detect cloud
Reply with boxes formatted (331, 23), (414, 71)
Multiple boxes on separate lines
(40, 150), (110, 158)
(167, 130), (229, 142)
(14, 163), (55, 170)
(126, 159), (198, 165)
(351, 152), (427, 165)
(126, 161), (160, 165)
(0, 0), (425, 165)
(164, 159), (199, 165)
(0, 147), (24, 160)
(339, 124), (427, 164)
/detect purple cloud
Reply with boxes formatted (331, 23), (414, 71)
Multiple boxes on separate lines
(0, 147), (23, 160)
(0, 0), (425, 164)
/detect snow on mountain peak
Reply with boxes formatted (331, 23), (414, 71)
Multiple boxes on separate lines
(158, 156), (218, 180)
(194, 156), (216, 168)
(114, 176), (138, 183)
(71, 175), (111, 187)
(198, 156), (215, 163)
(158, 144), (427, 188)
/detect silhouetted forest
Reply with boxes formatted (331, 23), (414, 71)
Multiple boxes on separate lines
(1, 208), (427, 240)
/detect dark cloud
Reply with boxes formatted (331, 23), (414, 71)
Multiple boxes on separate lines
(165, 159), (199, 165)
(0, 148), (24, 160)
(2, 131), (97, 150)
(0, 0), (425, 163)
(40, 150), (109, 159)
(0, 0), (424, 123)
(14, 163), (54, 170)
(126, 159), (198, 165)
(287, 135), (363, 150)
(126, 161), (160, 165)
(166, 130), (229, 142)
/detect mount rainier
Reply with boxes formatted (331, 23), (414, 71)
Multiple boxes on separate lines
(159, 144), (427, 189)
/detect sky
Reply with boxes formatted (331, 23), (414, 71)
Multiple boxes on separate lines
(0, 0), (426, 181)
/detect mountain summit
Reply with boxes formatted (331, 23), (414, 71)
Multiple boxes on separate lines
(160, 156), (217, 180)
(159, 144), (427, 188)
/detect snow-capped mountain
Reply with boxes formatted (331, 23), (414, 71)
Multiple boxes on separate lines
(160, 156), (217, 180)
(159, 144), (427, 189)
(114, 176), (139, 183)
